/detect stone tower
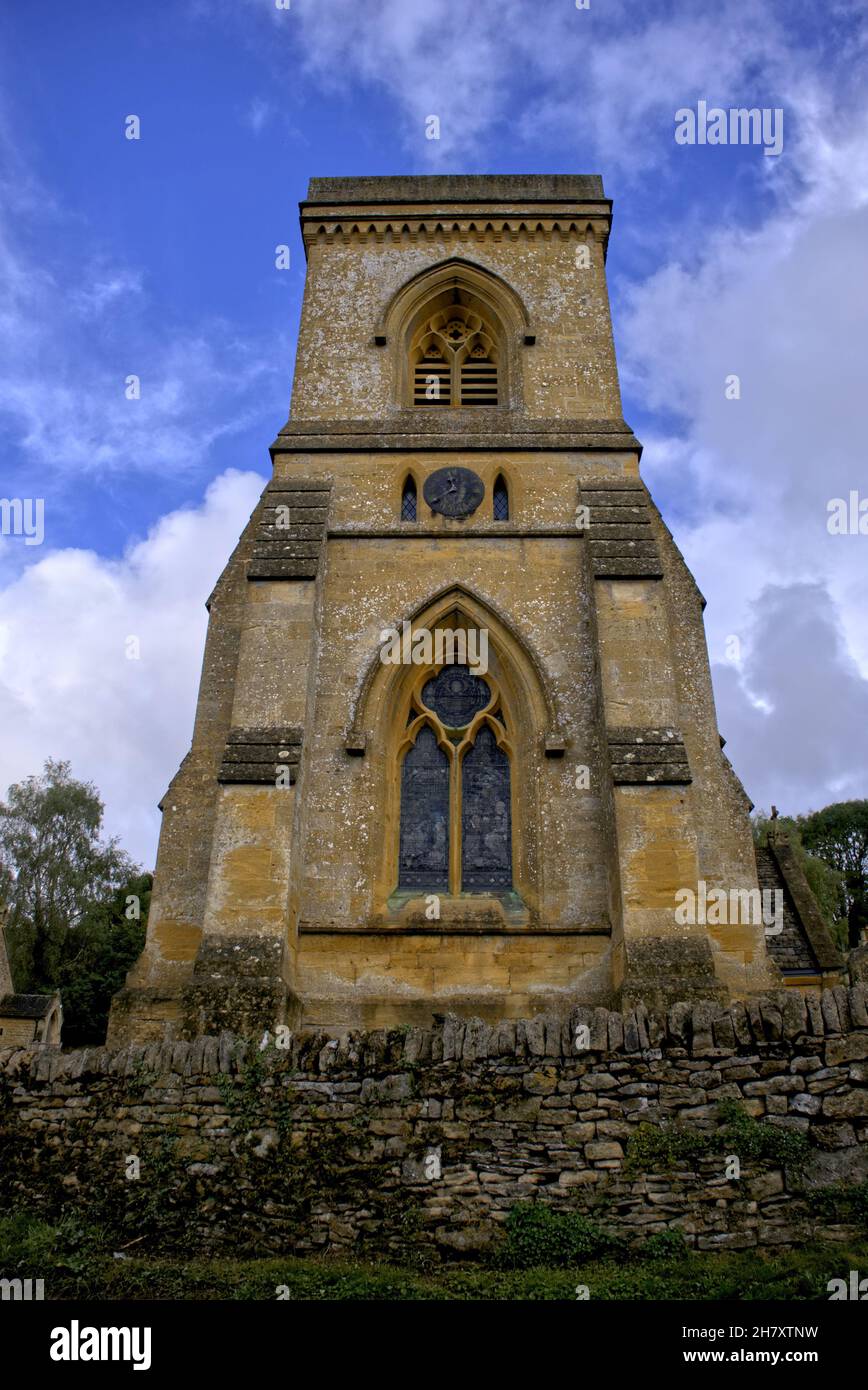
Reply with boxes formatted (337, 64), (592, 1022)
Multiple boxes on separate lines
(109, 174), (781, 1045)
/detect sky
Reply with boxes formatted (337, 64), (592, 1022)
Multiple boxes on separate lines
(0, 0), (866, 868)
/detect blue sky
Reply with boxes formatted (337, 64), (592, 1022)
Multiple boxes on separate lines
(1, 0), (867, 865)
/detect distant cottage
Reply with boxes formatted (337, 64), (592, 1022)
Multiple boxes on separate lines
(0, 910), (61, 1046)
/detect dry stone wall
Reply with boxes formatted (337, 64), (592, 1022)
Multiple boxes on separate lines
(2, 986), (868, 1262)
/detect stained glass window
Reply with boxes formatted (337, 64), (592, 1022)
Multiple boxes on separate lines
(397, 726), (449, 890)
(461, 726), (513, 889)
(421, 665), (490, 727)
(397, 680), (513, 894)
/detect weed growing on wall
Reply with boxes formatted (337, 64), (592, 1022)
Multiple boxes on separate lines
(624, 1098), (810, 1175)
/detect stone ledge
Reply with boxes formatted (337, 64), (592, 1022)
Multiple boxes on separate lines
(608, 727), (692, 785)
(579, 479), (663, 578)
(270, 415), (642, 455)
(217, 728), (302, 785)
(247, 480), (330, 579)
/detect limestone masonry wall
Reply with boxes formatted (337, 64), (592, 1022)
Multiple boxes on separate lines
(3, 986), (868, 1261)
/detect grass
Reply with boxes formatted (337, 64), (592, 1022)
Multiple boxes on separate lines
(1, 1209), (866, 1301)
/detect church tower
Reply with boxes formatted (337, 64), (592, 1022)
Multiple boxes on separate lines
(109, 175), (780, 1044)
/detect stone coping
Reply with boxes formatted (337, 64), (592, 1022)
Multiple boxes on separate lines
(3, 986), (865, 1080)
(304, 174), (607, 205)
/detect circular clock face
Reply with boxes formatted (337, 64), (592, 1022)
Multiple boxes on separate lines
(423, 467), (484, 519)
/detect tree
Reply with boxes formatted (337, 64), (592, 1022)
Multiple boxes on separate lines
(0, 758), (140, 999)
(57, 872), (150, 1047)
(797, 801), (868, 948)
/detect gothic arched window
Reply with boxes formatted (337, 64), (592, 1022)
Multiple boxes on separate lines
(409, 301), (499, 408)
(397, 663), (512, 893)
(401, 475), (417, 521)
(493, 474), (509, 521)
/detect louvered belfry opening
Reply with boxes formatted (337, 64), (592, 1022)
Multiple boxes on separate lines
(409, 295), (499, 407)
(460, 341), (498, 405)
(401, 475), (417, 521)
(413, 345), (451, 406)
(493, 474), (509, 521)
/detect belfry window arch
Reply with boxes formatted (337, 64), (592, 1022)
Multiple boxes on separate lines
(397, 663), (513, 894)
(380, 259), (532, 412)
(409, 293), (500, 408)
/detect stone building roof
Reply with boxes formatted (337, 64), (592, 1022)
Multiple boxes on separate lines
(0, 993), (56, 1020)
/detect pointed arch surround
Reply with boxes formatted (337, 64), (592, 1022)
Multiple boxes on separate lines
(377, 258), (533, 411)
(348, 586), (561, 918)
(348, 584), (561, 746)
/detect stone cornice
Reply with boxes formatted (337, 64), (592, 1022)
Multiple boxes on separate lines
(300, 175), (612, 257)
(218, 728), (303, 785)
(301, 216), (611, 251)
(580, 478), (663, 578)
(247, 480), (330, 580)
(325, 528), (584, 540)
(608, 728), (692, 785)
(270, 416), (642, 456)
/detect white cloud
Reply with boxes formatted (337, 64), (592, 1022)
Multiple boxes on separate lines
(0, 92), (283, 865)
(526, 9), (795, 180)
(712, 584), (868, 813)
(2, 326), (276, 481)
(620, 86), (868, 813)
(0, 216), (277, 482)
(68, 270), (144, 319)
(271, 0), (818, 174)
(0, 470), (266, 866)
(0, 115), (283, 490)
(285, 0), (530, 161)
(244, 97), (273, 134)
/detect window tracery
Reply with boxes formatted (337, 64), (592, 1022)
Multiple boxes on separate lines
(410, 302), (499, 407)
(397, 663), (512, 893)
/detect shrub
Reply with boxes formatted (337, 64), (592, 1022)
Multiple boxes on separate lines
(642, 1229), (687, 1260)
(811, 1182), (868, 1227)
(493, 1201), (617, 1269)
